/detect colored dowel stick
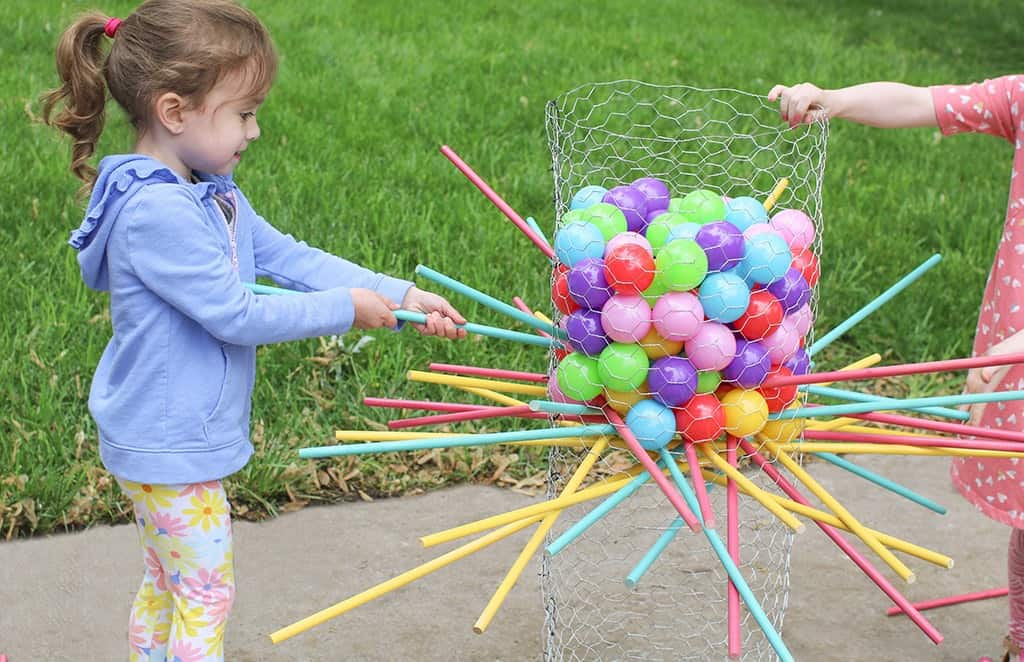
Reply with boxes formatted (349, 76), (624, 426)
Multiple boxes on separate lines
(809, 253), (942, 356)
(429, 362), (547, 383)
(685, 442), (716, 528)
(525, 216), (551, 248)
(439, 145), (556, 260)
(407, 370), (548, 396)
(812, 451), (946, 514)
(768, 352), (1024, 389)
(886, 587), (1008, 616)
(804, 428), (1024, 454)
(763, 177), (789, 212)
(804, 385), (967, 421)
(726, 436), (741, 659)
(774, 391), (1024, 421)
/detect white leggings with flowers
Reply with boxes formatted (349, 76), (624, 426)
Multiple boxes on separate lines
(118, 479), (235, 662)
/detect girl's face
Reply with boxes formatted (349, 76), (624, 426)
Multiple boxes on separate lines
(178, 70), (265, 176)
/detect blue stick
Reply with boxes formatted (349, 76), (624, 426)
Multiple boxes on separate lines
(546, 468), (655, 556)
(528, 399), (605, 416)
(803, 384), (968, 421)
(809, 253), (942, 356)
(414, 264), (565, 338)
(525, 216), (551, 248)
(300, 424), (614, 458)
(773, 390), (1024, 420)
(811, 452), (946, 515)
(659, 449), (794, 662)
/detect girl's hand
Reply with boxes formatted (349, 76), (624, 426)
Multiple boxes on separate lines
(351, 288), (399, 330)
(401, 287), (468, 340)
(768, 82), (828, 127)
(963, 330), (1024, 426)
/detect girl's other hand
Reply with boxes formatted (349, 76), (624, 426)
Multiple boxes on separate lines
(401, 287), (468, 340)
(963, 331), (1024, 426)
(351, 288), (399, 330)
(768, 82), (828, 127)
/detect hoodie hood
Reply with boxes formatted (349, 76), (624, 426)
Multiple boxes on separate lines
(68, 155), (235, 291)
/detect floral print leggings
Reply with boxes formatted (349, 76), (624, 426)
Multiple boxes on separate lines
(118, 479), (235, 662)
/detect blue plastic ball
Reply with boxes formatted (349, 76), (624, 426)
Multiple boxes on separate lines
(724, 196), (769, 231)
(625, 399), (677, 450)
(570, 185), (609, 211)
(698, 271), (751, 323)
(554, 221), (605, 267)
(738, 232), (792, 286)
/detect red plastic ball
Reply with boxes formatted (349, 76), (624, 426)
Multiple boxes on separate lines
(674, 392), (726, 444)
(732, 289), (784, 340)
(552, 264), (580, 315)
(757, 366), (799, 412)
(791, 248), (820, 288)
(604, 243), (656, 295)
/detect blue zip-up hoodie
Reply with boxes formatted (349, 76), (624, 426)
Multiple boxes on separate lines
(70, 155), (413, 484)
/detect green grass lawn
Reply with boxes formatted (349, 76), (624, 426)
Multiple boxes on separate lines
(1, 0), (1018, 537)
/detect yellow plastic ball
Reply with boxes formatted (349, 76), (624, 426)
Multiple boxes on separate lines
(604, 381), (649, 415)
(639, 328), (684, 359)
(720, 388), (769, 438)
(755, 403), (806, 445)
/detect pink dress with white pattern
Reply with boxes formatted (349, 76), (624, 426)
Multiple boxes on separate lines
(933, 76), (1024, 528)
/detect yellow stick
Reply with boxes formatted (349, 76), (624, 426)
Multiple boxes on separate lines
(698, 470), (953, 568)
(333, 429), (587, 446)
(830, 353), (883, 379)
(408, 370), (547, 396)
(699, 445), (805, 533)
(763, 440), (915, 583)
(830, 424), (932, 438)
(777, 442), (1024, 459)
(474, 436), (610, 633)
(458, 385), (531, 408)
(805, 417), (861, 432)
(533, 311), (554, 326)
(420, 464), (653, 547)
(763, 178), (789, 212)
(269, 513), (545, 644)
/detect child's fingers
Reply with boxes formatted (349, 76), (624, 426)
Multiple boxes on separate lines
(767, 84), (787, 102)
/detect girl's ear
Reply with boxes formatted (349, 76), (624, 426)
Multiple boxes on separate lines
(154, 92), (188, 135)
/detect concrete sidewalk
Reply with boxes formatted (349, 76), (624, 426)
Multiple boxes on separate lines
(0, 454), (1010, 660)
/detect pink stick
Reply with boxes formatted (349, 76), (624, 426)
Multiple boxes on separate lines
(512, 297), (554, 339)
(363, 397), (486, 413)
(440, 145), (556, 261)
(738, 439), (944, 644)
(848, 410), (1024, 444)
(685, 442), (717, 528)
(727, 436), (741, 658)
(388, 405), (549, 430)
(761, 351), (1024, 388)
(886, 587), (1008, 616)
(604, 407), (702, 533)
(803, 429), (1024, 453)
(428, 362), (548, 383)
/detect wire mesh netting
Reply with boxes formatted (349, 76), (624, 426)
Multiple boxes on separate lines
(540, 81), (828, 661)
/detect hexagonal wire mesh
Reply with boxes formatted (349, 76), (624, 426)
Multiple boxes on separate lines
(540, 81), (828, 661)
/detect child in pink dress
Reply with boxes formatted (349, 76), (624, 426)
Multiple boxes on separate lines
(770, 76), (1024, 662)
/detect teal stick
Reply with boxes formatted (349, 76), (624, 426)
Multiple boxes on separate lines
(773, 390), (1024, 421)
(299, 424), (614, 458)
(546, 468), (655, 556)
(809, 253), (942, 356)
(528, 399), (605, 416)
(804, 384), (968, 421)
(812, 452), (946, 515)
(659, 449), (794, 662)
(242, 282), (555, 348)
(525, 216), (551, 248)
(414, 264), (565, 339)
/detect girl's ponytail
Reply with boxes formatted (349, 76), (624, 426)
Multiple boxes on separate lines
(40, 12), (111, 193)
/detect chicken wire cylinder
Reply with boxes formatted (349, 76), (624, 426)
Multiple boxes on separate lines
(541, 81), (828, 661)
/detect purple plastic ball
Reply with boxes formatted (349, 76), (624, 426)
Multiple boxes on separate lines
(767, 268), (812, 314)
(631, 177), (671, 212)
(785, 346), (811, 375)
(648, 355), (698, 407)
(722, 338), (771, 388)
(603, 186), (650, 234)
(565, 309), (612, 356)
(567, 257), (613, 310)
(695, 221), (745, 272)
(646, 208), (668, 223)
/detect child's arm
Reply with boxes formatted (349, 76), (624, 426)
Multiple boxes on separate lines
(963, 330), (1024, 426)
(768, 82), (937, 129)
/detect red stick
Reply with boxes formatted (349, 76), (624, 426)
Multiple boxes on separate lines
(363, 397), (486, 413)
(440, 145), (556, 260)
(803, 429), (1024, 454)
(761, 351), (1024, 388)
(738, 439), (943, 644)
(886, 587), (1008, 616)
(685, 442), (716, 528)
(428, 362), (548, 383)
(388, 405), (550, 430)
(847, 410), (1024, 444)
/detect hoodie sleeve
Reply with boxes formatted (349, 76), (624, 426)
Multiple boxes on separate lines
(125, 185), (358, 346)
(245, 198), (414, 307)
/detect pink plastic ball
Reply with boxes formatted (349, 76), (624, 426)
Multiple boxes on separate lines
(653, 291), (704, 342)
(761, 317), (802, 364)
(770, 209), (816, 251)
(601, 294), (652, 343)
(605, 231), (653, 256)
(742, 223), (776, 241)
(789, 303), (814, 337)
(684, 321), (737, 371)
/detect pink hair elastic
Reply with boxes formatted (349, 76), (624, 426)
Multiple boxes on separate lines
(104, 17), (122, 38)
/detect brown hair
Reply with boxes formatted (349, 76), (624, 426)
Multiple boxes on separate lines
(40, 0), (278, 193)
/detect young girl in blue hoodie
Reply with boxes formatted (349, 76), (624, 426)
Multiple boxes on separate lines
(41, 1), (466, 658)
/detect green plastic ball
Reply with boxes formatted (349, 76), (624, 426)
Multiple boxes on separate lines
(598, 342), (650, 392)
(556, 353), (603, 401)
(581, 203), (628, 241)
(669, 189), (726, 224)
(656, 239), (708, 291)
